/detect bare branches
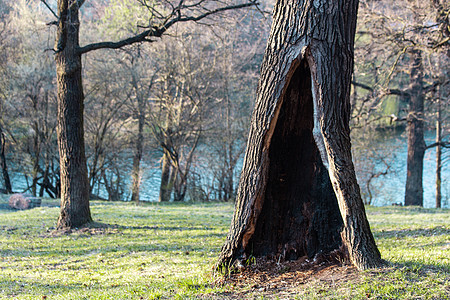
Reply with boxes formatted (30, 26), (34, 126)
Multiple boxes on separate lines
(78, 0), (258, 54)
(352, 81), (373, 92)
(426, 140), (450, 149)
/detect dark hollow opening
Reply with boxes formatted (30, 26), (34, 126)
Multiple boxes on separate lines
(248, 59), (343, 260)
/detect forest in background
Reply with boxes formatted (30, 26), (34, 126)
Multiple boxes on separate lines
(0, 0), (448, 206)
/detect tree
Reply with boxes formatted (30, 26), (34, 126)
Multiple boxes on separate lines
(42, 0), (258, 228)
(404, 48), (426, 206)
(202, 9), (268, 202)
(353, 0), (449, 207)
(53, 0), (92, 228)
(0, 0), (12, 194)
(0, 0), (60, 197)
(126, 53), (155, 204)
(0, 126), (12, 194)
(83, 50), (131, 201)
(152, 35), (211, 202)
(218, 0), (382, 271)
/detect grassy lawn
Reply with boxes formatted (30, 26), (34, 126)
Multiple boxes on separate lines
(0, 196), (449, 299)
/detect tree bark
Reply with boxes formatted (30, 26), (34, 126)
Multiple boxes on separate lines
(218, 0), (382, 272)
(55, 0), (92, 228)
(404, 49), (426, 207)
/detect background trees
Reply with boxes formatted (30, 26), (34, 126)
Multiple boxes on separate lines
(45, 0), (260, 228)
(0, 0), (447, 210)
(1, 0), (59, 198)
(351, 0), (449, 207)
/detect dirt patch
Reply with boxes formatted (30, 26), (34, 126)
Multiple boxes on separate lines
(205, 258), (359, 299)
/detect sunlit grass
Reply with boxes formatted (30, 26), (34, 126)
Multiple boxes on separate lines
(292, 206), (450, 300)
(0, 197), (449, 299)
(0, 199), (232, 299)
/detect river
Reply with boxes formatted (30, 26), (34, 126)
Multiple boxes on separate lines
(6, 132), (449, 208)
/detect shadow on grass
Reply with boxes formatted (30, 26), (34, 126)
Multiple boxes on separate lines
(375, 226), (450, 238)
(52, 221), (215, 233)
(383, 259), (450, 274)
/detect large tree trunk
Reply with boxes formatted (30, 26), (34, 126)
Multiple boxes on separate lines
(218, 0), (382, 272)
(55, 0), (92, 228)
(404, 49), (426, 207)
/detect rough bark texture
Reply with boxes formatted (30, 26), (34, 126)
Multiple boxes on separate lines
(218, 0), (382, 272)
(56, 0), (92, 228)
(404, 49), (426, 207)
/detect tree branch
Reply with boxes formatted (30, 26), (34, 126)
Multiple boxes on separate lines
(426, 140), (450, 150)
(78, 1), (258, 54)
(423, 79), (449, 94)
(380, 88), (410, 97)
(40, 0), (58, 20)
(352, 81), (373, 92)
(352, 81), (411, 97)
(79, 29), (160, 54)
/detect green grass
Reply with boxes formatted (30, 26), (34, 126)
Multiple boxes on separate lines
(0, 199), (231, 299)
(0, 197), (449, 299)
(293, 206), (450, 300)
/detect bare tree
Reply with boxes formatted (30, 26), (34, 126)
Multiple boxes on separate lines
(0, 0), (59, 197)
(151, 36), (210, 202)
(353, 0), (449, 206)
(40, 0), (258, 228)
(202, 9), (268, 202)
(0, 0), (12, 193)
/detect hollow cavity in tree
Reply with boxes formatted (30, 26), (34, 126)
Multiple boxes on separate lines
(246, 58), (343, 261)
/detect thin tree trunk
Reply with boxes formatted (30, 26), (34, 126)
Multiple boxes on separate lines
(224, 76), (234, 202)
(404, 49), (426, 207)
(435, 89), (441, 208)
(0, 126), (12, 194)
(159, 150), (172, 202)
(131, 113), (144, 203)
(130, 68), (150, 204)
(218, 0), (381, 272)
(31, 121), (40, 197)
(56, 0), (92, 228)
